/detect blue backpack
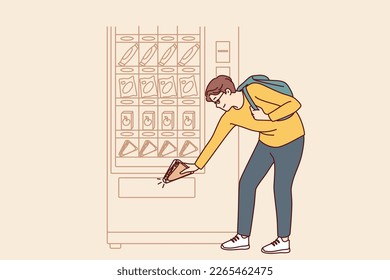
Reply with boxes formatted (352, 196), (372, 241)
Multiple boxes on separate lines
(237, 75), (293, 111)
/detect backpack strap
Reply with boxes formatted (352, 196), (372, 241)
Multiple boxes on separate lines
(238, 75), (294, 120)
(242, 86), (259, 111)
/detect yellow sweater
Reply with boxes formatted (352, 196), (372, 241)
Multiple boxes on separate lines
(195, 83), (305, 169)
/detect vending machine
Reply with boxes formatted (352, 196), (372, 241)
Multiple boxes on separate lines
(106, 26), (240, 248)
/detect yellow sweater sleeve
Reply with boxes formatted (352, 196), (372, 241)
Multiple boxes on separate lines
(195, 113), (235, 169)
(248, 84), (302, 121)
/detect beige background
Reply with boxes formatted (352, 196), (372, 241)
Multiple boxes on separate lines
(0, 0), (389, 259)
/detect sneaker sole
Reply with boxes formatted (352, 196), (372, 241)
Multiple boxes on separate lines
(221, 245), (250, 251)
(261, 248), (290, 254)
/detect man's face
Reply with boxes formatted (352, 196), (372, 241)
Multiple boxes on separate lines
(210, 89), (235, 112)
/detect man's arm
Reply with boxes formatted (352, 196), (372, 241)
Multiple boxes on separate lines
(248, 84), (301, 121)
(194, 113), (235, 169)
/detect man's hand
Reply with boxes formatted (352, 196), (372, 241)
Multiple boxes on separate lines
(184, 162), (199, 173)
(250, 106), (270, 120)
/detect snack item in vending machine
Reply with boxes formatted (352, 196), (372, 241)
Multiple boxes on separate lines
(121, 111), (134, 130)
(159, 43), (177, 66)
(182, 111), (195, 130)
(178, 44), (200, 66)
(179, 75), (198, 97)
(118, 43), (139, 66)
(159, 76), (177, 98)
(161, 111), (175, 130)
(139, 44), (158, 66)
(118, 140), (138, 157)
(158, 140), (177, 157)
(139, 140), (157, 157)
(140, 76), (158, 97)
(142, 111), (155, 130)
(119, 76), (137, 97)
(179, 140), (198, 157)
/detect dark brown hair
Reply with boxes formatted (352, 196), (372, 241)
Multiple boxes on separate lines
(205, 75), (236, 102)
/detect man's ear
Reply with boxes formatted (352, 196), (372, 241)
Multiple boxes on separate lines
(225, 89), (231, 95)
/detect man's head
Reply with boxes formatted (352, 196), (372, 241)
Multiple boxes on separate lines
(205, 75), (238, 111)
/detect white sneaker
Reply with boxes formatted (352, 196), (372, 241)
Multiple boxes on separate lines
(221, 234), (250, 250)
(261, 237), (290, 254)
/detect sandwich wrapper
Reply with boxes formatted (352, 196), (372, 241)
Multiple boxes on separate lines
(162, 159), (194, 184)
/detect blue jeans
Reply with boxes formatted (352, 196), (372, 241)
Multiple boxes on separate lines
(237, 136), (304, 237)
